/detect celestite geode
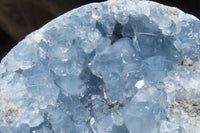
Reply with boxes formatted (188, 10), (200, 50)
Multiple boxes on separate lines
(0, 0), (200, 132)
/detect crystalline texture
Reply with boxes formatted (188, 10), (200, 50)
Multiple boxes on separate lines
(0, 0), (200, 132)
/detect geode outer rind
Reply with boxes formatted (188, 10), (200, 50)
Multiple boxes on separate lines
(0, 0), (200, 133)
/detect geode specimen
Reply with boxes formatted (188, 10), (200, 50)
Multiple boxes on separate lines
(0, 0), (200, 132)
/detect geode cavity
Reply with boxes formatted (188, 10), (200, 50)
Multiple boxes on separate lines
(0, 0), (200, 133)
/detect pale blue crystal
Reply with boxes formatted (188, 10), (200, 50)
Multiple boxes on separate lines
(0, 0), (200, 133)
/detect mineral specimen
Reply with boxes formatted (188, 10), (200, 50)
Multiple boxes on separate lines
(0, 0), (200, 132)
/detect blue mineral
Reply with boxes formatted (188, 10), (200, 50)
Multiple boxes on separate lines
(0, 0), (200, 132)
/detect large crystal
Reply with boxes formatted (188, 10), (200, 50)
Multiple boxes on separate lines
(0, 0), (200, 132)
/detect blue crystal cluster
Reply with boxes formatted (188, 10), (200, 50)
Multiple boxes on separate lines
(0, 0), (200, 132)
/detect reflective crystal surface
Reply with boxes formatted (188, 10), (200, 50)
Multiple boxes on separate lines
(0, 0), (200, 132)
